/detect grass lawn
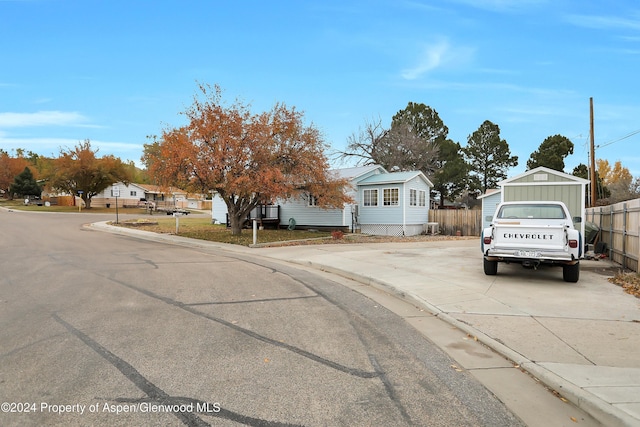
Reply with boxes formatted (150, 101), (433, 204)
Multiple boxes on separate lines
(115, 217), (334, 246)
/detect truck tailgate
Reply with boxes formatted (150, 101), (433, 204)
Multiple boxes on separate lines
(492, 223), (567, 251)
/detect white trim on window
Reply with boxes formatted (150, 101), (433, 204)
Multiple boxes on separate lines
(363, 189), (378, 207)
(383, 187), (399, 206)
(409, 188), (417, 206)
(308, 194), (318, 207)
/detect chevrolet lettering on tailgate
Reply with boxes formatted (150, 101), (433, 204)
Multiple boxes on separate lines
(481, 201), (583, 282)
(503, 233), (554, 240)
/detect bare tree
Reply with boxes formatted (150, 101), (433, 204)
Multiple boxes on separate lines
(338, 116), (439, 176)
(337, 117), (387, 166)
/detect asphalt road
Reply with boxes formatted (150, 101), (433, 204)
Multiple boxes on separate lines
(0, 210), (523, 426)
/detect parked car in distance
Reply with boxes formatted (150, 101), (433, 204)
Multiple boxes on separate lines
(163, 208), (190, 216)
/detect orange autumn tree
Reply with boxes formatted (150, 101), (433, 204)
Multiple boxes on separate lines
(48, 140), (132, 208)
(0, 150), (31, 198)
(143, 84), (352, 235)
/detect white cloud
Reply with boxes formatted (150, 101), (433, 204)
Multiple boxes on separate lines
(0, 135), (144, 164)
(401, 39), (474, 80)
(448, 0), (548, 13)
(0, 111), (90, 128)
(566, 13), (640, 31)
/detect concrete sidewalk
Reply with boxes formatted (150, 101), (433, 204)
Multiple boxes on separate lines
(252, 239), (640, 427)
(89, 222), (640, 426)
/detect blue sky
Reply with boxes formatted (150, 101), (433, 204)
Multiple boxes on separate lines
(1, 0), (639, 177)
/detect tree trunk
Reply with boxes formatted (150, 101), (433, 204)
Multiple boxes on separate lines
(228, 212), (244, 235)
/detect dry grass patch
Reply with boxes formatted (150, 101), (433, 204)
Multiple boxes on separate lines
(113, 217), (333, 246)
(609, 272), (640, 298)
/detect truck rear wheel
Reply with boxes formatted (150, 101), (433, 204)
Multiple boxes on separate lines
(484, 258), (498, 275)
(563, 262), (580, 283)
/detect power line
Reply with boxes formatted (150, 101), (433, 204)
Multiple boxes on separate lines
(596, 128), (640, 149)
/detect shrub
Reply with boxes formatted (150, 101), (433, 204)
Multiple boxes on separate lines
(331, 230), (344, 240)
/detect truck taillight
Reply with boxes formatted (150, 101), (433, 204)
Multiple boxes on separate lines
(569, 239), (578, 248)
(483, 236), (492, 244)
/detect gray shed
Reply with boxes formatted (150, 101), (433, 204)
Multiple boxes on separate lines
(490, 166), (590, 239)
(478, 188), (502, 230)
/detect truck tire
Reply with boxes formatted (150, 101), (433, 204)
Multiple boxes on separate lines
(484, 258), (498, 275)
(563, 262), (580, 283)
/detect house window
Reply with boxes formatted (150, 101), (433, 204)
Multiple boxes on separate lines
(410, 189), (417, 206)
(308, 194), (318, 207)
(419, 190), (426, 207)
(363, 189), (378, 206)
(130, 191), (137, 197)
(383, 188), (399, 206)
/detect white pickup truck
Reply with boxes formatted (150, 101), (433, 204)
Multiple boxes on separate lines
(481, 201), (582, 282)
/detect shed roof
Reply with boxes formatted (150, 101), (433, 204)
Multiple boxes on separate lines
(498, 166), (589, 186)
(477, 188), (502, 200)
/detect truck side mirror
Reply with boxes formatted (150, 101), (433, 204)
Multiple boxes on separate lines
(573, 216), (582, 224)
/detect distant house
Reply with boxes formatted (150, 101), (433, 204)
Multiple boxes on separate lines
(92, 183), (188, 208)
(278, 165), (433, 236)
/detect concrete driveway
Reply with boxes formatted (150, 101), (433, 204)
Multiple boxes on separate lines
(252, 239), (640, 427)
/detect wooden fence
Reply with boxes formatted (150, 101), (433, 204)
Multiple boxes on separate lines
(586, 198), (640, 272)
(428, 209), (482, 237)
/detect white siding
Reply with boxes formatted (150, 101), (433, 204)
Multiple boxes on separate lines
(357, 181), (430, 236)
(403, 178), (431, 226)
(91, 183), (145, 207)
(211, 194), (228, 224)
(358, 183), (403, 225)
(278, 196), (347, 227)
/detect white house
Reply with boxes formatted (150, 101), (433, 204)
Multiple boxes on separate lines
(277, 165), (432, 236)
(92, 183), (188, 208)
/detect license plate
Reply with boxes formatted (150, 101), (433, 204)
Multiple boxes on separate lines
(516, 250), (541, 258)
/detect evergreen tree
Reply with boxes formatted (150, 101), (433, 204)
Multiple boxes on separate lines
(463, 120), (518, 194)
(391, 102), (449, 144)
(10, 167), (42, 198)
(526, 134), (574, 172)
(431, 139), (469, 207)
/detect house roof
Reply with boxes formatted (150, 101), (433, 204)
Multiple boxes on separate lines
(331, 165), (386, 180)
(498, 166), (590, 186)
(136, 184), (187, 194)
(357, 170), (433, 187)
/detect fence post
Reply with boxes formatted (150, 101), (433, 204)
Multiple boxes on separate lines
(609, 205), (614, 260)
(622, 203), (627, 270)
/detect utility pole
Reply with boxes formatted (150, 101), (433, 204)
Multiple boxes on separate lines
(590, 97), (596, 207)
